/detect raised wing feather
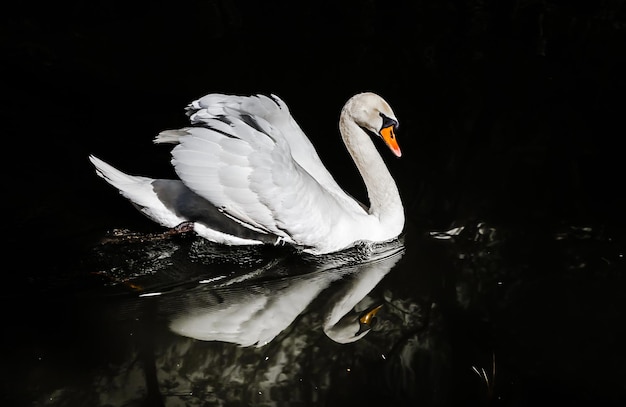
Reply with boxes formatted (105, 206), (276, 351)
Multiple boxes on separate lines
(168, 113), (355, 249)
(184, 94), (354, 201)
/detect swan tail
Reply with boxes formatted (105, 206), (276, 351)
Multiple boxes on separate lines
(88, 155), (184, 227)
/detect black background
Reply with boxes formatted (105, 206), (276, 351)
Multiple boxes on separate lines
(5, 0), (625, 238)
(2, 1), (626, 405)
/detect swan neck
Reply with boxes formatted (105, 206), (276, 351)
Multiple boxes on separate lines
(339, 111), (403, 220)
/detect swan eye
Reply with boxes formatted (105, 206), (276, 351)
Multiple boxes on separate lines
(379, 112), (398, 131)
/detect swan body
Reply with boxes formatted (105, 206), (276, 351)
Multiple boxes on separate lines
(89, 92), (404, 254)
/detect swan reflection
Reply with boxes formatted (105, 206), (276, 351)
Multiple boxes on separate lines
(159, 239), (405, 346)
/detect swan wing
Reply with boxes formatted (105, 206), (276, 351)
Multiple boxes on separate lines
(182, 94), (346, 194)
(163, 114), (358, 250)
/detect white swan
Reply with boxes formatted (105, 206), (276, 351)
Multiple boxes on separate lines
(89, 92), (404, 254)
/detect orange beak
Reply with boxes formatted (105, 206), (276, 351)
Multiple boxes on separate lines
(379, 125), (401, 157)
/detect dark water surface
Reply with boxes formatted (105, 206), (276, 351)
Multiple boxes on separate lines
(3, 1), (626, 406)
(3, 220), (625, 406)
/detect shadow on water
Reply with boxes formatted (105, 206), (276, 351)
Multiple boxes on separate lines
(3, 219), (624, 407)
(92, 235), (406, 347)
(6, 233), (423, 406)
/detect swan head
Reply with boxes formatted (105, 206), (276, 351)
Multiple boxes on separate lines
(343, 92), (401, 157)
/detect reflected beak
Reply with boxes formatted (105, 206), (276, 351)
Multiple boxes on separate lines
(379, 125), (401, 157)
(359, 303), (383, 325)
(356, 303), (383, 336)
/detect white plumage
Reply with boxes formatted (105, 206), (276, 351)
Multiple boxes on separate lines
(89, 92), (404, 254)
